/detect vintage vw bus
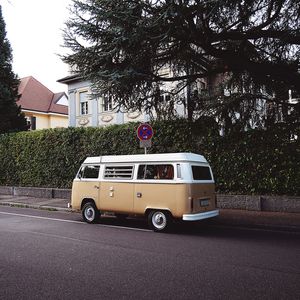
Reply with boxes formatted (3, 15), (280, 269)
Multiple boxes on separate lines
(70, 153), (219, 232)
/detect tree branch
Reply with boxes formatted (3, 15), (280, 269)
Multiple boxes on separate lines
(211, 29), (300, 44)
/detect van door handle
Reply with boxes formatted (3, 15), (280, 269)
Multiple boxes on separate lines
(137, 192), (142, 198)
(94, 186), (99, 189)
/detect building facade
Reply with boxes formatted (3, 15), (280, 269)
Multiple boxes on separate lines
(57, 74), (189, 127)
(58, 72), (298, 131)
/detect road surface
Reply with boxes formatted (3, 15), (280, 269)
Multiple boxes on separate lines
(0, 206), (299, 299)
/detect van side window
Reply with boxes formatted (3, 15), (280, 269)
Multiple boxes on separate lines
(192, 166), (212, 180)
(137, 164), (174, 180)
(79, 165), (100, 179)
(104, 166), (134, 179)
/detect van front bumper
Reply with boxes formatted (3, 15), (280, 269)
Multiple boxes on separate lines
(182, 209), (219, 221)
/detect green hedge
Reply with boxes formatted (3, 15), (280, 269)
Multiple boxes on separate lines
(0, 120), (299, 195)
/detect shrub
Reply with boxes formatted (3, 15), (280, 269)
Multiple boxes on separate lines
(0, 120), (298, 195)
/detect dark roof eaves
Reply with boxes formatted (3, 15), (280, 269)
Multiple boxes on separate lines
(57, 74), (83, 84)
(48, 110), (68, 116)
(20, 107), (49, 114)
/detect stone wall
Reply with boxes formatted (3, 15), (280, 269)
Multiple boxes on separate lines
(0, 186), (71, 200)
(0, 186), (299, 213)
(217, 194), (300, 213)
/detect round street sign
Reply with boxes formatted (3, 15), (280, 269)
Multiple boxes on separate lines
(137, 123), (154, 141)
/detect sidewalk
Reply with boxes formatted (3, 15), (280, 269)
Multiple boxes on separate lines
(0, 194), (299, 232)
(0, 194), (70, 212)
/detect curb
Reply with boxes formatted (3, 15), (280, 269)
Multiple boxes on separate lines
(210, 219), (300, 233)
(0, 201), (73, 213)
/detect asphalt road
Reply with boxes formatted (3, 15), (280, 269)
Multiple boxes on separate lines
(0, 206), (299, 300)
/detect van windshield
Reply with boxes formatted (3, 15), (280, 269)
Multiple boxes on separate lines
(79, 165), (100, 179)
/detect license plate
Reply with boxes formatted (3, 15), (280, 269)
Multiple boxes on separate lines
(200, 199), (210, 207)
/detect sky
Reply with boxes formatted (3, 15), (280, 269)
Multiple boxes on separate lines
(1, 0), (72, 92)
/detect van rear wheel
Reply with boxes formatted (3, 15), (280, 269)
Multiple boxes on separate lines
(82, 202), (99, 223)
(148, 210), (172, 232)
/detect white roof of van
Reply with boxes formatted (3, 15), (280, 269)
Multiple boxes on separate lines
(83, 153), (208, 164)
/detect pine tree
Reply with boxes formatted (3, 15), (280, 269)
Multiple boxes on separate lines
(0, 5), (27, 134)
(63, 0), (300, 126)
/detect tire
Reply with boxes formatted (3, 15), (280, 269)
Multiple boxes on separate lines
(148, 210), (172, 232)
(82, 202), (100, 223)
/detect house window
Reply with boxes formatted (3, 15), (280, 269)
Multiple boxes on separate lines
(30, 116), (36, 130)
(79, 91), (89, 115)
(160, 94), (171, 103)
(26, 116), (36, 130)
(103, 94), (113, 112)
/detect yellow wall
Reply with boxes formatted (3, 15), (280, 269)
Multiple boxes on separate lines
(36, 113), (49, 129)
(23, 112), (68, 130)
(49, 114), (68, 128)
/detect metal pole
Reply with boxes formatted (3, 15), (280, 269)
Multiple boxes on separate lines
(144, 147), (147, 154)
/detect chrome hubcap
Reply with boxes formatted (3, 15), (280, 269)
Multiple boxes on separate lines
(152, 212), (167, 229)
(85, 206), (95, 221)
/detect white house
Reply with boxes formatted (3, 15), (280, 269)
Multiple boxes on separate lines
(58, 71), (297, 131)
(57, 74), (193, 127)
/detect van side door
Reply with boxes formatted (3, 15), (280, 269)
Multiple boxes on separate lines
(133, 164), (179, 216)
(99, 164), (134, 213)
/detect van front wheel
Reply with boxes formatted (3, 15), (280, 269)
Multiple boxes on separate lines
(148, 210), (172, 232)
(82, 202), (99, 223)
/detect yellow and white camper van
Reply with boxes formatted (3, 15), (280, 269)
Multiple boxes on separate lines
(70, 153), (219, 232)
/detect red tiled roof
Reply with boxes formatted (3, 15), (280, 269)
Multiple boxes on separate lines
(17, 76), (68, 115)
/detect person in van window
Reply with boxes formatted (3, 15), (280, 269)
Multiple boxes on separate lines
(145, 165), (157, 179)
(158, 165), (174, 179)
